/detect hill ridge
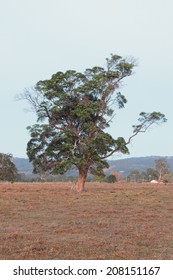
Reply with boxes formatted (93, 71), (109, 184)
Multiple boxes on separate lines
(13, 156), (173, 177)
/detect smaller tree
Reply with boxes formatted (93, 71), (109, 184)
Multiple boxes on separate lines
(105, 174), (117, 183)
(111, 171), (121, 182)
(155, 158), (169, 181)
(0, 153), (18, 182)
(162, 173), (173, 183)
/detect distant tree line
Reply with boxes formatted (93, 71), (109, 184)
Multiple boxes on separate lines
(1, 153), (172, 184)
(127, 159), (173, 183)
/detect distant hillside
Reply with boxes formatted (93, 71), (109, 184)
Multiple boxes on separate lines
(13, 158), (33, 174)
(14, 156), (173, 178)
(107, 156), (173, 177)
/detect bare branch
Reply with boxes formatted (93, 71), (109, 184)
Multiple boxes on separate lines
(15, 88), (45, 112)
(101, 112), (167, 160)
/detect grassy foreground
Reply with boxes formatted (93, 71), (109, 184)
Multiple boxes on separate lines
(0, 182), (173, 260)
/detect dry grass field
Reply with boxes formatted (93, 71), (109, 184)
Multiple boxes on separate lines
(0, 182), (173, 260)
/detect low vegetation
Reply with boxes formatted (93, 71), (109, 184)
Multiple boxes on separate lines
(0, 182), (173, 260)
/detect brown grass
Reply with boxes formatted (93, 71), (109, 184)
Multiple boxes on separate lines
(0, 182), (173, 260)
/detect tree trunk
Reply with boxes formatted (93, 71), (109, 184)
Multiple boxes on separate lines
(73, 168), (88, 192)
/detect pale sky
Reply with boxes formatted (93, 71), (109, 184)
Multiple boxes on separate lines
(0, 0), (173, 158)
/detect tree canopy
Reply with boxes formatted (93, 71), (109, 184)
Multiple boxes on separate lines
(21, 54), (167, 191)
(0, 153), (18, 182)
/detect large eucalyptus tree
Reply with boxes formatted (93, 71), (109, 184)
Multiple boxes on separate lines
(20, 54), (166, 191)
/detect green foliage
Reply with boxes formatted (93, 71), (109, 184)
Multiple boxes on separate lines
(104, 174), (117, 183)
(24, 54), (167, 187)
(0, 153), (18, 182)
(132, 112), (167, 134)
